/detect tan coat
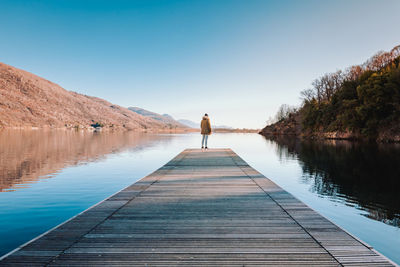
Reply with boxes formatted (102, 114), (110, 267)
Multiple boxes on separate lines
(200, 116), (212, 135)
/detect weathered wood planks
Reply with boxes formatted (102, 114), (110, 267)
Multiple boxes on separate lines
(0, 149), (396, 266)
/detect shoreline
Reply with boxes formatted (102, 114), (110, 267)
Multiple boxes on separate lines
(259, 131), (400, 143)
(0, 126), (259, 134)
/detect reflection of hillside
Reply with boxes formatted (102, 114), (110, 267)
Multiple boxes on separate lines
(0, 130), (168, 192)
(263, 136), (400, 227)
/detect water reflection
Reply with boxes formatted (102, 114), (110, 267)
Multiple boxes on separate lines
(263, 136), (400, 227)
(0, 129), (169, 192)
(1, 131), (399, 263)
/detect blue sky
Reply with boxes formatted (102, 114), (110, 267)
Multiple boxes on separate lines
(1, 0), (399, 128)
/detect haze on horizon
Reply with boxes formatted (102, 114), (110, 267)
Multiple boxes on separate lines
(1, 0), (399, 129)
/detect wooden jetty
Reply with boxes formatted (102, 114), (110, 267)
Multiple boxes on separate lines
(0, 149), (396, 266)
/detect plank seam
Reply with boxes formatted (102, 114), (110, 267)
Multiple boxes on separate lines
(228, 149), (397, 266)
(0, 167), (164, 263)
(44, 151), (188, 266)
(227, 149), (343, 266)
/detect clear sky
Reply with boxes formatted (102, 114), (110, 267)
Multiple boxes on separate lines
(1, 0), (399, 128)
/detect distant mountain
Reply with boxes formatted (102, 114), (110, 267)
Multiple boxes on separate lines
(177, 119), (198, 128)
(214, 125), (234, 130)
(178, 119), (233, 129)
(0, 62), (181, 130)
(162, 114), (175, 121)
(128, 107), (187, 128)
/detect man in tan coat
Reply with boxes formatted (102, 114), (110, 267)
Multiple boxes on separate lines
(201, 113), (212, 149)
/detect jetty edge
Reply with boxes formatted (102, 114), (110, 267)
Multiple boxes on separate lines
(0, 148), (396, 266)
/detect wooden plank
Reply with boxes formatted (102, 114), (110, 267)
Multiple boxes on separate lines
(0, 148), (396, 266)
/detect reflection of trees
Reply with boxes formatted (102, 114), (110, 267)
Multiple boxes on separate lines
(264, 136), (400, 227)
(0, 130), (169, 192)
(265, 136), (299, 162)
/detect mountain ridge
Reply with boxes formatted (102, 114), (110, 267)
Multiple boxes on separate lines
(0, 62), (184, 131)
(177, 119), (198, 128)
(128, 107), (187, 128)
(178, 118), (234, 129)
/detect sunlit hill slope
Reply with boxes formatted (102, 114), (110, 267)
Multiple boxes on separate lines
(0, 62), (184, 130)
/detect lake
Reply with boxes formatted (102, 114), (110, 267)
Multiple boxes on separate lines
(0, 130), (399, 263)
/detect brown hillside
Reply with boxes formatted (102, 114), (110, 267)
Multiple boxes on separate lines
(0, 62), (168, 130)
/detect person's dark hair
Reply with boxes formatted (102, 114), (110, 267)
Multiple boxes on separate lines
(204, 113), (208, 116)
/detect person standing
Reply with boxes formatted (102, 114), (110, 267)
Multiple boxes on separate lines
(200, 113), (212, 149)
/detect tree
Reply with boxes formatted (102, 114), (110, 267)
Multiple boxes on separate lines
(275, 104), (297, 121)
(300, 88), (315, 102)
(391, 45), (400, 59)
(296, 44), (400, 138)
(312, 78), (323, 104)
(346, 65), (364, 81)
(363, 51), (393, 71)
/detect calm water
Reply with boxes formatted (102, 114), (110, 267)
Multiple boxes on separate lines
(0, 130), (399, 263)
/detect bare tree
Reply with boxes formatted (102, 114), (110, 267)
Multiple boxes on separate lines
(363, 51), (393, 71)
(297, 44), (399, 112)
(275, 104), (297, 121)
(310, 70), (344, 103)
(312, 78), (323, 104)
(330, 70), (344, 95)
(266, 116), (276, 125)
(345, 65), (364, 81)
(300, 88), (315, 102)
(391, 45), (400, 59)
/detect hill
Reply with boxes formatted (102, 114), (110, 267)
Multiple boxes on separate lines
(178, 118), (234, 130)
(0, 62), (179, 130)
(260, 45), (400, 142)
(128, 107), (187, 129)
(177, 119), (198, 128)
